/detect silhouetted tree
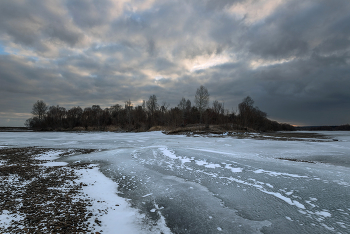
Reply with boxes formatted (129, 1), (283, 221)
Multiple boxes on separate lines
(238, 96), (254, 127)
(67, 106), (83, 128)
(147, 95), (158, 125)
(195, 85), (209, 123)
(178, 97), (187, 125)
(24, 94), (295, 132)
(125, 100), (133, 126)
(31, 100), (48, 120)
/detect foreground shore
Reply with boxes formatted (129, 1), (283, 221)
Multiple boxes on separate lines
(0, 147), (156, 233)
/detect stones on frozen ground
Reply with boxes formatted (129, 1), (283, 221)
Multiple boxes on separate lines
(0, 147), (101, 233)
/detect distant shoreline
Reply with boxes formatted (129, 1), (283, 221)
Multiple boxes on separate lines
(1, 125), (350, 133)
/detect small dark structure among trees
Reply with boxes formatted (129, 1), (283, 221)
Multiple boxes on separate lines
(25, 86), (295, 132)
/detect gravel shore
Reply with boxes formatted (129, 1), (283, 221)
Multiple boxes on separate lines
(0, 147), (105, 233)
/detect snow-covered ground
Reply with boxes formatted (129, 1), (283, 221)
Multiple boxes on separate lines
(1, 131), (350, 233)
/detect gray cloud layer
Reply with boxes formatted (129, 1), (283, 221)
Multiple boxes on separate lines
(0, 0), (349, 126)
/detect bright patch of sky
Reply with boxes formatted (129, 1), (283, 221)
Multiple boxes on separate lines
(190, 54), (231, 72)
(0, 43), (8, 55)
(250, 57), (296, 69)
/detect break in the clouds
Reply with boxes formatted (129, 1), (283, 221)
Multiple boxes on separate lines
(0, 0), (349, 126)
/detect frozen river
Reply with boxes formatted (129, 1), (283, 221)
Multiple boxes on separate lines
(1, 131), (350, 233)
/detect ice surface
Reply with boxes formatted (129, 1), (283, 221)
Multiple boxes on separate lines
(1, 131), (350, 233)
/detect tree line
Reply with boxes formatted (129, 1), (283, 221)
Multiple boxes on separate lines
(25, 86), (295, 132)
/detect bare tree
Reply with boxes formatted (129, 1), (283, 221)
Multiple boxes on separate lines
(178, 97), (187, 111)
(67, 106), (83, 128)
(238, 96), (253, 127)
(147, 95), (158, 125)
(185, 99), (191, 112)
(178, 97), (187, 125)
(160, 101), (170, 113)
(125, 100), (133, 125)
(212, 100), (224, 115)
(31, 100), (48, 120)
(147, 95), (158, 115)
(194, 85), (210, 123)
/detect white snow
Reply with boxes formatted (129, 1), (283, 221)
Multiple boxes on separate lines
(41, 161), (68, 167)
(253, 169), (307, 178)
(262, 190), (306, 209)
(0, 210), (25, 230)
(315, 210), (332, 218)
(75, 165), (172, 234)
(159, 147), (177, 159)
(225, 164), (243, 173)
(36, 150), (65, 161)
(195, 160), (207, 166)
(205, 163), (221, 168)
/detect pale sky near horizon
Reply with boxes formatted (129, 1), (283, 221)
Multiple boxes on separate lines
(0, 0), (349, 127)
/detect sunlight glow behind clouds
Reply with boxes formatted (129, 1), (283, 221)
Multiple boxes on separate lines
(249, 57), (296, 69)
(190, 54), (232, 72)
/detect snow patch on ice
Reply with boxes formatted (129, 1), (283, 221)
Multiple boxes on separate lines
(180, 158), (191, 164)
(188, 148), (237, 156)
(195, 160), (207, 166)
(226, 176), (306, 209)
(225, 164), (242, 173)
(205, 163), (221, 169)
(320, 223), (334, 231)
(305, 200), (316, 208)
(159, 147), (177, 159)
(159, 147), (192, 165)
(262, 191), (306, 209)
(315, 210), (331, 218)
(253, 169), (307, 178)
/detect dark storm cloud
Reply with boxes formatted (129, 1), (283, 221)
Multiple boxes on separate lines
(245, 0), (350, 59)
(0, 0), (350, 126)
(1, 1), (83, 49)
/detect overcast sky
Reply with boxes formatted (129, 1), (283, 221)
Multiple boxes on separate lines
(1, 0), (349, 127)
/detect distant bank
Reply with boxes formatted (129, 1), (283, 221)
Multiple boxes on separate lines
(296, 124), (350, 131)
(0, 127), (32, 132)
